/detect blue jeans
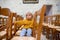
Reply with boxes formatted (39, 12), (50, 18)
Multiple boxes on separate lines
(20, 28), (32, 37)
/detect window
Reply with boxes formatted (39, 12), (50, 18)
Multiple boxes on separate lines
(23, 0), (39, 4)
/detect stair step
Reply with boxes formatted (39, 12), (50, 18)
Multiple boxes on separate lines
(11, 36), (36, 40)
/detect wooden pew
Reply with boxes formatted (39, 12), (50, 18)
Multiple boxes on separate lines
(52, 15), (60, 26)
(37, 5), (46, 40)
(0, 17), (8, 40)
(0, 7), (20, 40)
(43, 14), (60, 40)
(32, 5), (46, 40)
(6, 12), (23, 40)
(0, 17), (7, 31)
(45, 15), (60, 26)
(16, 15), (23, 30)
(51, 15), (60, 40)
(0, 7), (11, 40)
(13, 15), (23, 36)
(11, 5), (46, 40)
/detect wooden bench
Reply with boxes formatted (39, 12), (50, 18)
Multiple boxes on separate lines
(0, 17), (7, 31)
(11, 5), (46, 40)
(43, 14), (60, 40)
(0, 5), (46, 40)
(0, 7), (11, 40)
(29, 5), (46, 40)
(0, 7), (23, 40)
(6, 12), (23, 40)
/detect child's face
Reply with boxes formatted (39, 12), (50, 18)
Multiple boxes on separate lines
(26, 13), (33, 20)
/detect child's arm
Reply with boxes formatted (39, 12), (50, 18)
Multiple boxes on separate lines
(14, 20), (24, 26)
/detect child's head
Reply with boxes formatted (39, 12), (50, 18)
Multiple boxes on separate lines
(26, 12), (33, 20)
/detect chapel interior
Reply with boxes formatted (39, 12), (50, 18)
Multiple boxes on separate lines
(0, 0), (60, 40)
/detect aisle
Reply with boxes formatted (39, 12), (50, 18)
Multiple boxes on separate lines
(11, 34), (47, 40)
(11, 29), (48, 40)
(11, 36), (36, 40)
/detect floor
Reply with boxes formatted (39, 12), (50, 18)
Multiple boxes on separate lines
(11, 34), (48, 40)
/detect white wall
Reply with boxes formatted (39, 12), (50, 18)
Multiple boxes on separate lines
(0, 0), (60, 17)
